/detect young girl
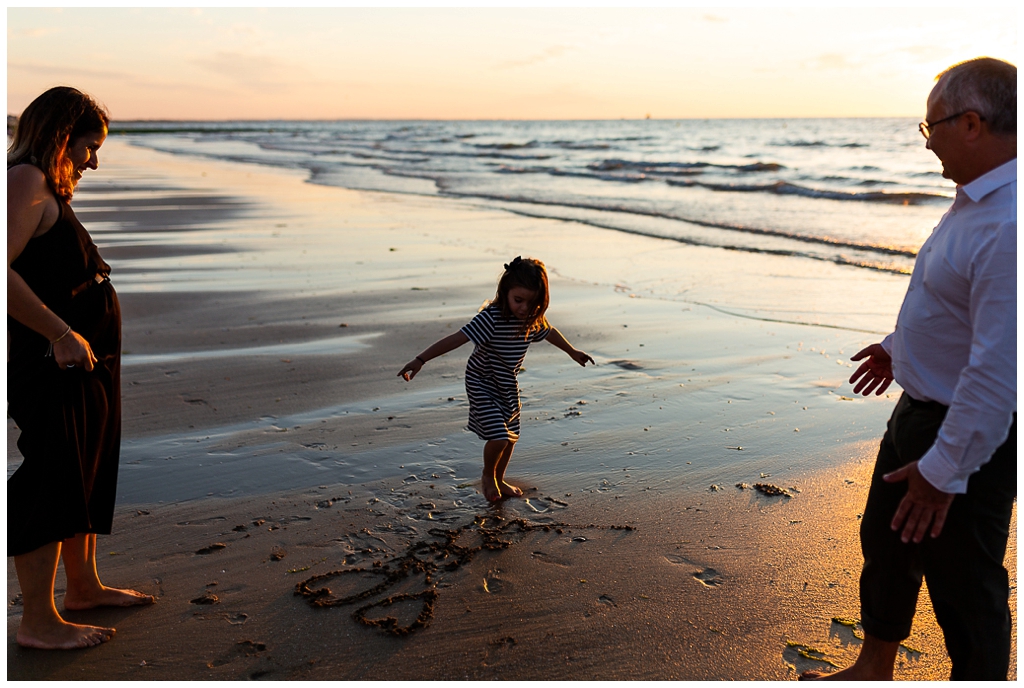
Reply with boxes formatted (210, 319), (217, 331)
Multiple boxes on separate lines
(398, 257), (593, 502)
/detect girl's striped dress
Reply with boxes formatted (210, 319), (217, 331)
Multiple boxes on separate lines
(460, 305), (550, 441)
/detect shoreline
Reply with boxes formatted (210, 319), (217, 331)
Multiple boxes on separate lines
(7, 138), (1015, 679)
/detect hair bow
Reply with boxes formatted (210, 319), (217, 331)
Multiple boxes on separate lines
(504, 256), (523, 270)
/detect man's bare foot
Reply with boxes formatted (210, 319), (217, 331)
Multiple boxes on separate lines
(17, 620), (115, 650)
(64, 586), (155, 610)
(499, 481), (523, 498)
(482, 472), (502, 502)
(799, 666), (891, 681)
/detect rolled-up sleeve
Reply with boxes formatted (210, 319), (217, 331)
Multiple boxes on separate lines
(917, 220), (1017, 493)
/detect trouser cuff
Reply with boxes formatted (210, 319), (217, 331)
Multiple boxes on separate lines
(860, 611), (912, 643)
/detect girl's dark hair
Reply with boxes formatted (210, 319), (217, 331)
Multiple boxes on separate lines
(7, 86), (109, 201)
(488, 256), (550, 338)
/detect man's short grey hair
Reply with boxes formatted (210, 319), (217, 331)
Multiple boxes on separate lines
(936, 57), (1016, 135)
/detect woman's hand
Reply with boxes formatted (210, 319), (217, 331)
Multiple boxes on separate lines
(398, 358), (424, 381)
(53, 330), (97, 372)
(568, 349), (595, 367)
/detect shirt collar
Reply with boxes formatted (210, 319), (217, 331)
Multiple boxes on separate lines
(962, 158), (1016, 203)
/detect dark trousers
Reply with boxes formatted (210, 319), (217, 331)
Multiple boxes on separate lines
(859, 392), (1016, 680)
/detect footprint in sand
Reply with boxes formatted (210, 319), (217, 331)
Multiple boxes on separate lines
(782, 641), (839, 675)
(598, 594), (617, 607)
(692, 568), (724, 587)
(531, 551), (571, 568)
(207, 640), (268, 668)
(664, 554), (724, 587)
(481, 574), (507, 594)
(482, 636), (517, 667)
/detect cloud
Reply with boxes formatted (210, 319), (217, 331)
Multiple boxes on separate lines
(494, 45), (575, 71)
(812, 53), (854, 70)
(191, 51), (304, 92)
(8, 61), (137, 81)
(899, 45), (951, 63)
(15, 27), (62, 38)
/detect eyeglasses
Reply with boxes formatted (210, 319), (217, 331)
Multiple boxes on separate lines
(918, 111), (984, 139)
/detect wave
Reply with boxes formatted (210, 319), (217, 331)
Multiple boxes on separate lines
(665, 178), (945, 204)
(491, 204), (911, 276)
(550, 140), (612, 150)
(589, 158), (785, 173)
(472, 141), (537, 150)
(441, 190), (918, 260)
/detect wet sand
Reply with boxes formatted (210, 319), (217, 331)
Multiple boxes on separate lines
(7, 139), (1015, 679)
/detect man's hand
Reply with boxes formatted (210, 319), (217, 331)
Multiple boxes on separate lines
(849, 343), (894, 396)
(883, 460), (955, 543)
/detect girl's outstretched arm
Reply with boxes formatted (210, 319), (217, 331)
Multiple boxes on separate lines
(545, 327), (594, 367)
(398, 331), (470, 381)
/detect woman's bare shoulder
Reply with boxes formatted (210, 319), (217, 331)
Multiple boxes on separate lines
(7, 164), (50, 194)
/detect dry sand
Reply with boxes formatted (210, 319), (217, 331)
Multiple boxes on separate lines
(7, 139), (1015, 679)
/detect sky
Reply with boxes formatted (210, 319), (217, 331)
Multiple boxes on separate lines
(6, 7), (1018, 121)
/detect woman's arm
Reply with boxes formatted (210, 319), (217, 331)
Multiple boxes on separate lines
(545, 327), (594, 367)
(398, 331), (471, 380)
(7, 166), (97, 371)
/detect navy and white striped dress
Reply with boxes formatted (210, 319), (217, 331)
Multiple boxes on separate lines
(460, 305), (550, 441)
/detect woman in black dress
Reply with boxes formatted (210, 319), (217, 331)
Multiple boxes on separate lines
(8, 87), (153, 650)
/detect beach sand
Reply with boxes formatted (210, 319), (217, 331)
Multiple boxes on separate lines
(7, 139), (1015, 679)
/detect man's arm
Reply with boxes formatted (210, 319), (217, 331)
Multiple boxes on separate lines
(915, 221), (1016, 493)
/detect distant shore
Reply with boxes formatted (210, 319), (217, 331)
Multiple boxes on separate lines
(7, 138), (1014, 679)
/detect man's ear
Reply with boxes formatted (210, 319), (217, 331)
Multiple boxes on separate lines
(962, 111), (985, 142)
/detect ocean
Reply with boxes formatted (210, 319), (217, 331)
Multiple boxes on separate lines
(116, 118), (950, 278)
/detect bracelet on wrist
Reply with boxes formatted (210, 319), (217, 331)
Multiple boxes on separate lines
(51, 325), (72, 345)
(45, 325), (72, 358)
(415, 356), (426, 365)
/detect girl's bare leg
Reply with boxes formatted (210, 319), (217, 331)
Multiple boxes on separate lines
(62, 533), (155, 609)
(14, 541), (115, 649)
(495, 441), (522, 497)
(482, 440), (510, 502)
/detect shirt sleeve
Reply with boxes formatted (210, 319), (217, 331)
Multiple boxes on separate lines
(880, 331), (895, 357)
(917, 219), (1017, 493)
(460, 307), (495, 345)
(530, 319), (551, 342)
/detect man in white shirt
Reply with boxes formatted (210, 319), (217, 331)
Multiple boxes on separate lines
(805, 58), (1016, 680)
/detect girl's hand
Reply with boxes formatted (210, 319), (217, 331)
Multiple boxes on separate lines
(569, 349), (595, 367)
(398, 358), (424, 381)
(53, 330), (97, 372)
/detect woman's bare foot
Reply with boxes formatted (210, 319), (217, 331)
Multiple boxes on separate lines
(64, 586), (155, 610)
(499, 481), (523, 498)
(17, 618), (115, 650)
(482, 471), (502, 502)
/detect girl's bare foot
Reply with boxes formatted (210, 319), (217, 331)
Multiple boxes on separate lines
(64, 586), (155, 610)
(482, 471), (502, 502)
(499, 481), (523, 497)
(17, 619), (115, 650)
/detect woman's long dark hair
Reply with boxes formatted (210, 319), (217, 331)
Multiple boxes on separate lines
(7, 86), (109, 202)
(488, 256), (550, 338)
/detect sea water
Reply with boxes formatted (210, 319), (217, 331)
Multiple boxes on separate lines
(117, 118), (949, 279)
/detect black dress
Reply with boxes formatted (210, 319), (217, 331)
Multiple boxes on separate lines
(7, 197), (122, 557)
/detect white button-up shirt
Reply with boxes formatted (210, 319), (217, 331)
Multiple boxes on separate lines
(881, 158), (1016, 494)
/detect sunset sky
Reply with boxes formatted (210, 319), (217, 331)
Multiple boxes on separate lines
(7, 7), (1017, 121)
